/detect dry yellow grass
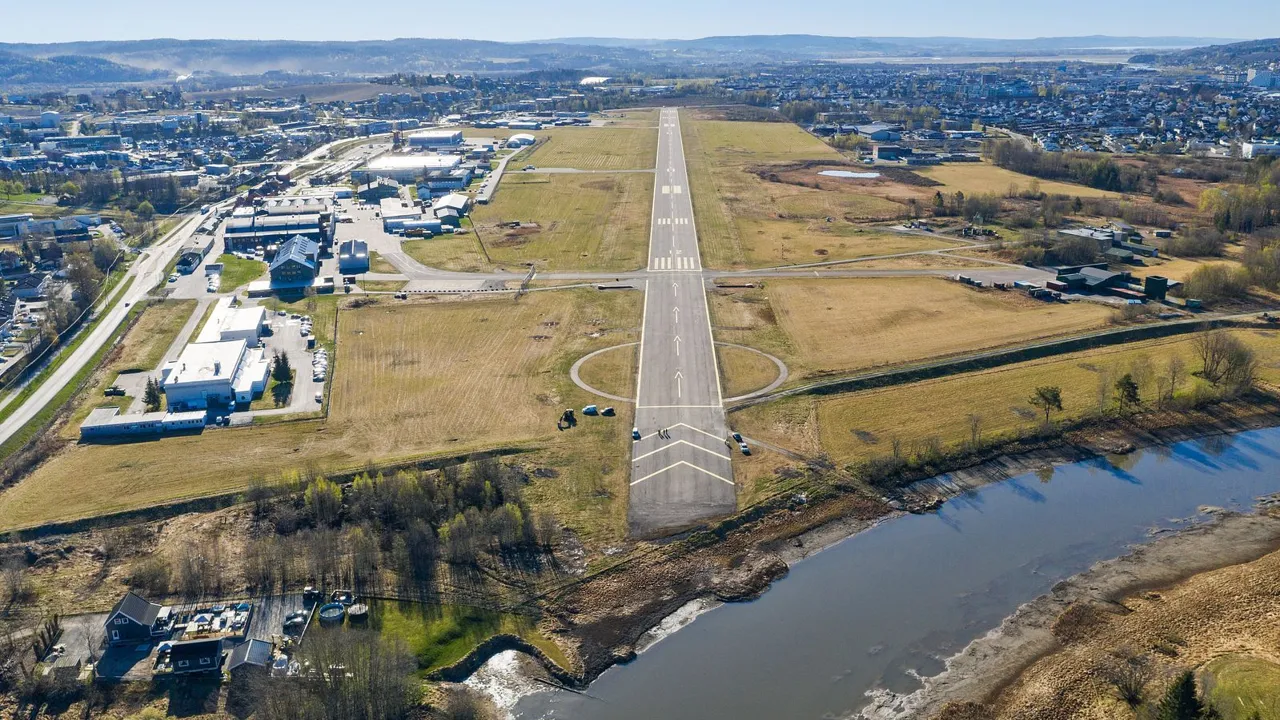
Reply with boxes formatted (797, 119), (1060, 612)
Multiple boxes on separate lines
(680, 113), (909, 268)
(712, 278), (1114, 383)
(402, 231), (494, 273)
(472, 173), (653, 272)
(0, 290), (643, 540)
(523, 127), (657, 170)
(572, 343), (636, 399)
(733, 329), (1280, 466)
(917, 162), (1120, 199)
(718, 345), (782, 399)
(598, 108), (659, 128)
(1129, 256), (1244, 283)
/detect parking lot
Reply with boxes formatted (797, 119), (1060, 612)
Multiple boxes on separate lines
(231, 306), (326, 422)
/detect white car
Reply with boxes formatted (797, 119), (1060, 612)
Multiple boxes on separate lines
(168, 273), (179, 283)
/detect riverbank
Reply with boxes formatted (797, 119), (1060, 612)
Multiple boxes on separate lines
(862, 509), (1280, 719)
(535, 393), (1280, 690)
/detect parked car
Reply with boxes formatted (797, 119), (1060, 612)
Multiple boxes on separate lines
(738, 442), (751, 455)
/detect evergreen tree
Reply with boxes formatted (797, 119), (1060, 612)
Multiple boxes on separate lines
(144, 377), (161, 412)
(272, 351), (292, 384)
(1154, 671), (1208, 720)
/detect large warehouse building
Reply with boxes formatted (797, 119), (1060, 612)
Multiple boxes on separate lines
(407, 129), (463, 149)
(351, 154), (462, 183)
(195, 297), (266, 345)
(162, 340), (271, 410)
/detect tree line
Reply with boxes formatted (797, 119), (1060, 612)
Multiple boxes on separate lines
(983, 139), (1154, 194)
(125, 459), (561, 603)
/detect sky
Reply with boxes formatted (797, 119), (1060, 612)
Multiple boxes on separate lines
(0, 0), (1272, 44)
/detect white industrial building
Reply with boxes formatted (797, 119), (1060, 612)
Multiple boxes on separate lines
(507, 133), (536, 147)
(195, 297), (266, 345)
(162, 340), (271, 410)
(351, 154), (461, 183)
(1242, 142), (1280, 159)
(407, 129), (464, 148)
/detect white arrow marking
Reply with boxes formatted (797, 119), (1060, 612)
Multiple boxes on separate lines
(674, 335), (682, 356)
(672, 282), (678, 296)
(674, 370), (683, 398)
(672, 306), (679, 323)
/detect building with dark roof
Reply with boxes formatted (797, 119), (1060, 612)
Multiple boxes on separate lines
(224, 214), (325, 251)
(227, 639), (273, 677)
(269, 235), (320, 285)
(105, 592), (169, 646)
(338, 239), (369, 274)
(169, 638), (224, 675)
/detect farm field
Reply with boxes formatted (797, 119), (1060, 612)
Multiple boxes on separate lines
(732, 328), (1280, 466)
(59, 299), (197, 438)
(523, 126), (657, 170)
(471, 173), (653, 272)
(0, 290), (642, 543)
(710, 278), (1115, 383)
(680, 112), (909, 268)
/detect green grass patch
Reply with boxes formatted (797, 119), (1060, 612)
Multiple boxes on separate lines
(215, 253), (266, 292)
(362, 601), (569, 674)
(1205, 655), (1280, 720)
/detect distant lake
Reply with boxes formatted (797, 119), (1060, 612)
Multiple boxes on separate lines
(819, 170), (881, 179)
(515, 427), (1280, 720)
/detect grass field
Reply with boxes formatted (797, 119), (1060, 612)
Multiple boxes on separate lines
(680, 113), (908, 268)
(1204, 655), (1280, 720)
(402, 227), (495, 273)
(0, 290), (642, 544)
(367, 251), (398, 274)
(575, 343), (636, 399)
(1129, 256), (1245, 283)
(59, 300), (197, 438)
(711, 278), (1114, 383)
(718, 345), (782, 399)
(599, 108), (659, 128)
(523, 127), (657, 170)
(358, 280), (408, 292)
(916, 162), (1120, 199)
(367, 601), (570, 674)
(215, 254), (266, 292)
(733, 329), (1280, 466)
(471, 173), (653, 272)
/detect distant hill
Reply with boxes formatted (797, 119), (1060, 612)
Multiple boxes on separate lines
(0, 35), (1247, 85)
(0, 38), (652, 78)
(0, 49), (168, 87)
(1135, 38), (1280, 66)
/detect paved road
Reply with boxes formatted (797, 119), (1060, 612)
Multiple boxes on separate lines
(628, 108), (736, 537)
(0, 213), (204, 447)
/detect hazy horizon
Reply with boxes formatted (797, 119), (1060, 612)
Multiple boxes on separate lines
(0, 0), (1272, 46)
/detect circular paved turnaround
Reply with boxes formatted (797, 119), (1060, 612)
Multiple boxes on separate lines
(717, 342), (789, 403)
(569, 341), (788, 404)
(569, 342), (639, 403)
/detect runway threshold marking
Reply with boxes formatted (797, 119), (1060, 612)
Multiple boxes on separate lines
(630, 461), (736, 487)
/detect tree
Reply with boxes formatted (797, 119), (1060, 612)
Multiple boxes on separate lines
(1114, 373), (1141, 414)
(135, 200), (155, 220)
(1195, 331), (1257, 391)
(1028, 386), (1064, 425)
(143, 377), (162, 412)
(64, 252), (104, 307)
(1154, 670), (1212, 720)
(91, 240), (120, 273)
(272, 351), (293, 384)
(1099, 649), (1153, 709)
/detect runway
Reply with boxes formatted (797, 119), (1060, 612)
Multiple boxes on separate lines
(628, 108), (737, 536)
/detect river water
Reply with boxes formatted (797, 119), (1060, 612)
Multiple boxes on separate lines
(514, 427), (1280, 720)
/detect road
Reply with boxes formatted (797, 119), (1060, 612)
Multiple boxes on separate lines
(628, 108), (736, 537)
(0, 213), (204, 447)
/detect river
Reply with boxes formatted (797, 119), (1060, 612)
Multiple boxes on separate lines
(512, 427), (1280, 720)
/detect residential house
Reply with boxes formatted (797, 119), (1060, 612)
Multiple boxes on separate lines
(169, 638), (224, 675)
(11, 272), (48, 299)
(105, 592), (169, 646)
